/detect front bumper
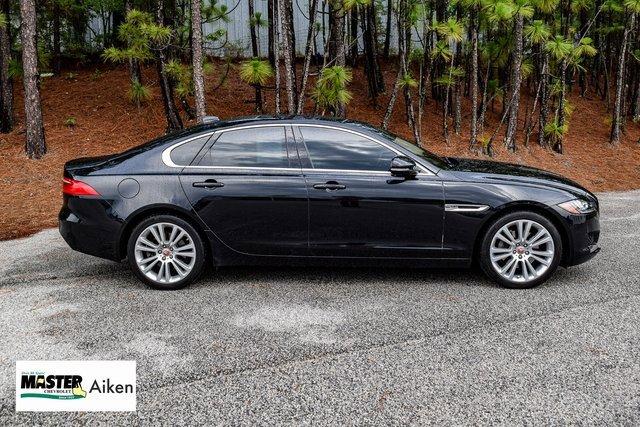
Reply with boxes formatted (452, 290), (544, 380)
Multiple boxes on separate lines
(561, 208), (601, 267)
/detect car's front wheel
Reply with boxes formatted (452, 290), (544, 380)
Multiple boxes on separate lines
(480, 211), (562, 289)
(127, 215), (206, 290)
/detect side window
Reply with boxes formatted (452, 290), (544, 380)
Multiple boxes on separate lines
(299, 128), (396, 171)
(170, 134), (212, 166)
(198, 127), (291, 168)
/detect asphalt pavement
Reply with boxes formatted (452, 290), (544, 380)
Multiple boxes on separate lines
(1, 191), (639, 425)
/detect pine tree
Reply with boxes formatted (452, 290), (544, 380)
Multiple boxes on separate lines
(20, 0), (46, 158)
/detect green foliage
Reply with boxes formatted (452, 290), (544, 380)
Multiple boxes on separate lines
(524, 20), (551, 44)
(624, 0), (640, 13)
(544, 119), (569, 138)
(545, 35), (573, 60)
(571, 0), (594, 12)
(399, 73), (419, 89)
(431, 40), (453, 61)
(203, 0), (231, 23)
(128, 81), (151, 105)
(206, 28), (228, 43)
(343, 0), (372, 10)
(435, 66), (465, 87)
(91, 69), (103, 81)
(312, 66), (353, 113)
(521, 59), (534, 79)
(166, 60), (194, 98)
(64, 117), (77, 128)
(409, 48), (425, 64)
(532, 0), (560, 13)
(435, 18), (464, 42)
(103, 10), (170, 66)
(250, 12), (267, 28)
(239, 59), (274, 86)
(483, 0), (515, 22)
(8, 59), (22, 79)
(514, 0), (535, 17)
(0, 13), (6, 28)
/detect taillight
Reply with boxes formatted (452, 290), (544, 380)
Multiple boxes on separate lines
(62, 177), (100, 196)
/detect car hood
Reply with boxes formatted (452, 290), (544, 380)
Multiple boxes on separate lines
(444, 157), (595, 199)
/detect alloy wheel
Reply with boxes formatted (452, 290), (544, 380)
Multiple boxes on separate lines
(134, 222), (196, 284)
(489, 219), (555, 284)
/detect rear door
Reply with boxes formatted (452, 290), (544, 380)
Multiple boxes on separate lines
(294, 125), (445, 258)
(179, 125), (309, 256)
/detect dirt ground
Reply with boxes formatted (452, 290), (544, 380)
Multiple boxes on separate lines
(0, 61), (638, 240)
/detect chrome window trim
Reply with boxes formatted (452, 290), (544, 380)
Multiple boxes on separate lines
(161, 123), (435, 175)
(162, 131), (218, 168)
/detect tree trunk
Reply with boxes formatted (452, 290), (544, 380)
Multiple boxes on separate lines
(633, 78), (640, 123)
(279, 0), (296, 114)
(20, 0), (46, 158)
(267, 0), (275, 65)
(611, 12), (634, 144)
(328, 0), (346, 116)
(383, 0), (392, 59)
(125, 0), (142, 86)
(362, 3), (383, 105)
(248, 0), (259, 57)
(273, 0), (281, 114)
(538, 51), (549, 147)
(328, 1), (346, 67)
(504, 13), (524, 152)
(0, 0), (13, 133)
(156, 1), (183, 132)
(52, 1), (61, 75)
(191, 0), (206, 123)
(349, 7), (358, 66)
(382, 69), (401, 129)
(383, 0), (406, 131)
(468, 8), (479, 151)
(554, 61), (567, 154)
(297, 0), (319, 114)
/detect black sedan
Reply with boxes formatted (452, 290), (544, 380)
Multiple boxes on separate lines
(59, 116), (600, 290)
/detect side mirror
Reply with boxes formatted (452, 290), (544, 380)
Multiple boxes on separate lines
(390, 156), (418, 178)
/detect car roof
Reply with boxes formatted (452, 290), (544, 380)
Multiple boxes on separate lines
(194, 115), (381, 133)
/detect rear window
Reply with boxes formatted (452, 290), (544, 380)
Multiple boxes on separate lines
(170, 134), (212, 166)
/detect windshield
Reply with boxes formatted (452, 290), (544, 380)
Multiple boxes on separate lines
(390, 135), (451, 170)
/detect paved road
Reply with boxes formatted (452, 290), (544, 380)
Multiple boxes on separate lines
(1, 191), (639, 425)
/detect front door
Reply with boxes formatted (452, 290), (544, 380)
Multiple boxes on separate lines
(294, 125), (444, 258)
(179, 125), (309, 256)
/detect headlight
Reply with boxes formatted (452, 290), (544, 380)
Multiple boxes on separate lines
(558, 198), (596, 215)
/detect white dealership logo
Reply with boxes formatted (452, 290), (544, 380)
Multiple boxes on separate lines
(16, 361), (136, 412)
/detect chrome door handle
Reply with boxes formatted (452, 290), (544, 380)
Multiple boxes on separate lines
(313, 182), (346, 191)
(193, 180), (224, 189)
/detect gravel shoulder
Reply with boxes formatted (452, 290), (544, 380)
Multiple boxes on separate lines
(1, 191), (639, 425)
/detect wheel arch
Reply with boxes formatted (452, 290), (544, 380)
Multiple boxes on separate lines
(472, 201), (571, 265)
(117, 204), (210, 261)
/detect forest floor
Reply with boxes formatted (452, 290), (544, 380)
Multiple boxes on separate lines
(0, 60), (639, 240)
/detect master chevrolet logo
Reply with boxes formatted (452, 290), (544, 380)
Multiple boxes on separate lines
(16, 361), (136, 412)
(20, 374), (87, 400)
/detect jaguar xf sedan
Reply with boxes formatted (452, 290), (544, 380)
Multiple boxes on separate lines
(59, 116), (600, 290)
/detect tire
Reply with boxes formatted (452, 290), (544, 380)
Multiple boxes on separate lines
(479, 211), (562, 289)
(126, 214), (206, 290)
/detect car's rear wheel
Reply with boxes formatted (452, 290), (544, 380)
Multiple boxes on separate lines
(480, 211), (562, 289)
(127, 215), (206, 290)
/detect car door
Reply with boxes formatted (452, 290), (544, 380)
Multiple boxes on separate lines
(294, 125), (445, 258)
(178, 125), (309, 256)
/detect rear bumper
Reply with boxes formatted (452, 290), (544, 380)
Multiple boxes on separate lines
(59, 197), (122, 261)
